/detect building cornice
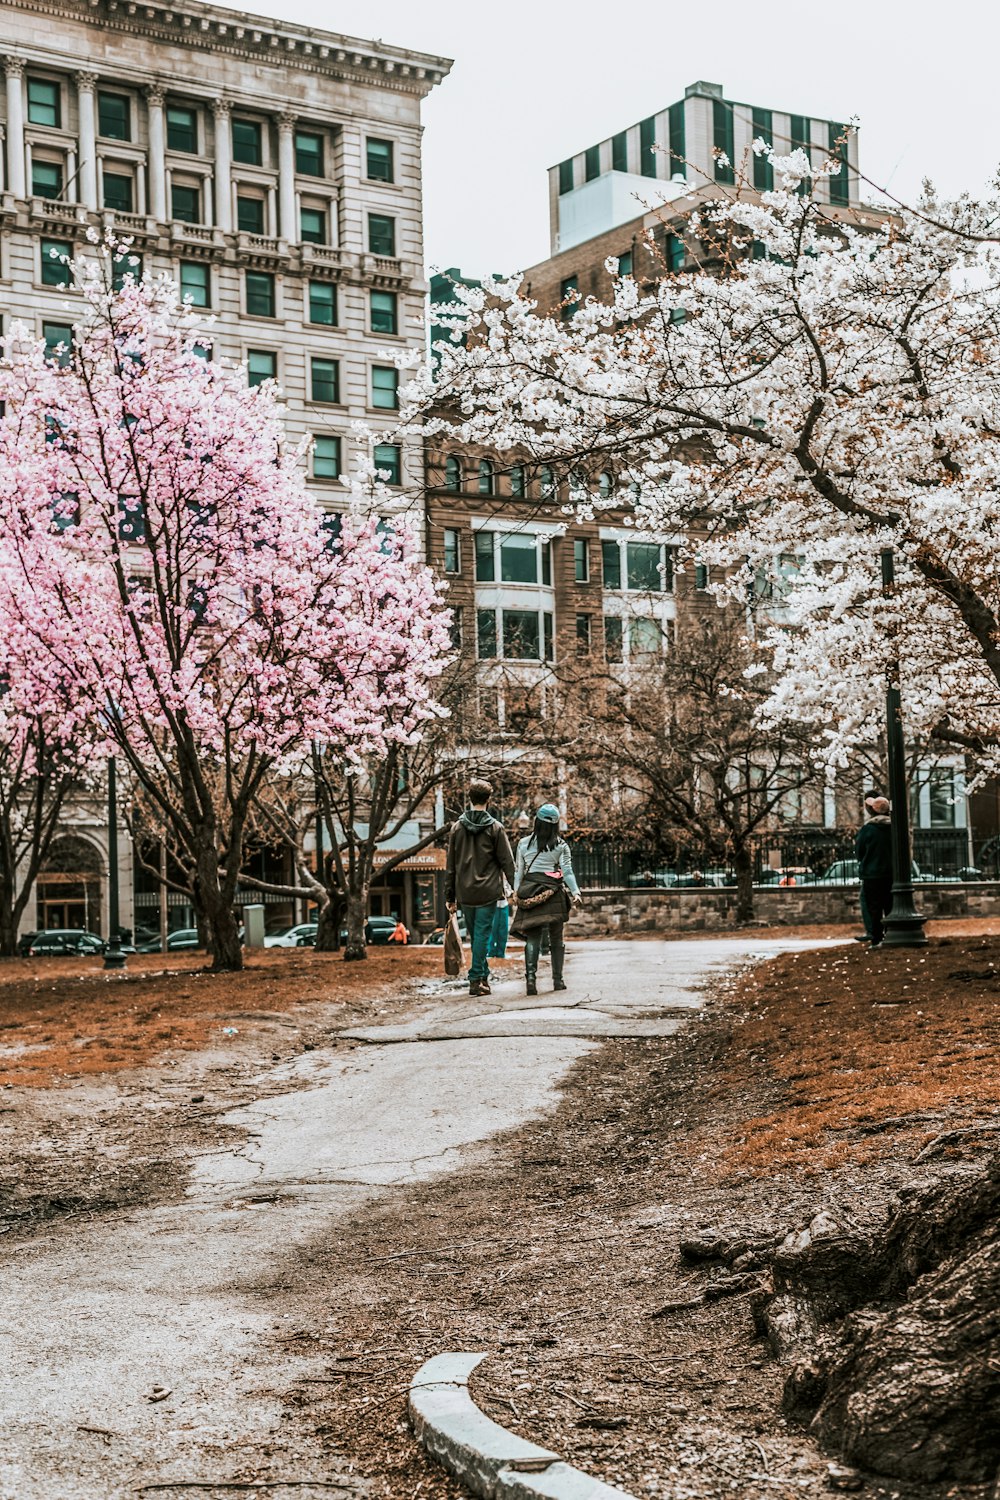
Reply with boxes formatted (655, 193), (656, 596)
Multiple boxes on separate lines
(2, 0), (453, 97)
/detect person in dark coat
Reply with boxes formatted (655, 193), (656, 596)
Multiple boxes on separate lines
(855, 796), (894, 947)
(445, 779), (515, 997)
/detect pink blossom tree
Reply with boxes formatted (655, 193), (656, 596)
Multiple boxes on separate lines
(0, 245), (450, 970)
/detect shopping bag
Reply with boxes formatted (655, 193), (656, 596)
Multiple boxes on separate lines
(443, 912), (464, 977)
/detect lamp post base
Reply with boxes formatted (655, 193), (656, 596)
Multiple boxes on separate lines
(103, 943), (127, 970)
(882, 883), (928, 948)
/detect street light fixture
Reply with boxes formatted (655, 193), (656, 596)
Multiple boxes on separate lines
(104, 755), (127, 970)
(880, 547), (928, 948)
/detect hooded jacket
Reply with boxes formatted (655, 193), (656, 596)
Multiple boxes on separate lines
(445, 808), (515, 907)
(855, 815), (893, 881)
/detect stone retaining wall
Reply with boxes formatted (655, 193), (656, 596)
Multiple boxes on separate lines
(573, 883), (1000, 935)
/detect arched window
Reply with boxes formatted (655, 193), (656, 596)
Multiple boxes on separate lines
(478, 459), (495, 496)
(510, 464), (525, 498)
(540, 465), (555, 499)
(444, 454), (462, 493)
(598, 471), (613, 500)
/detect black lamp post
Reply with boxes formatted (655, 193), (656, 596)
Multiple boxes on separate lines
(880, 548), (928, 948)
(104, 756), (127, 970)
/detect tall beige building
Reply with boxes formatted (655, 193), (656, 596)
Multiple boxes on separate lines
(0, 0), (451, 942)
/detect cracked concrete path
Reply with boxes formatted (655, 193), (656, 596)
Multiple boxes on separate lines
(0, 936), (838, 1498)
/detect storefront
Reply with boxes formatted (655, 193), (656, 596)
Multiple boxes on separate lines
(369, 845), (447, 937)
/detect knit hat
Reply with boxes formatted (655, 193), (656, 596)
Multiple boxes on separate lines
(536, 803), (560, 824)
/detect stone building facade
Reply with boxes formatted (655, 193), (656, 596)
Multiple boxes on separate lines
(0, 0), (450, 942)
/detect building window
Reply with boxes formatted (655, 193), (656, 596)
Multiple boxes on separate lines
(630, 616), (662, 657)
(300, 205), (327, 244)
(308, 280), (337, 325)
(235, 196), (264, 235)
(247, 349), (276, 387)
(310, 357), (339, 404)
(927, 768), (957, 827)
(313, 435), (342, 479)
(602, 540), (621, 590)
(790, 115), (812, 194)
(368, 214), (396, 257)
(444, 455), (462, 493)
(42, 322), (73, 366)
(52, 492), (80, 531)
(752, 108), (773, 192)
(828, 122), (850, 205)
(474, 532), (494, 582)
(540, 466), (555, 498)
(371, 365), (399, 410)
(478, 459), (495, 496)
(558, 159), (573, 195)
(179, 261), (210, 308)
(713, 99), (735, 185)
(503, 610), (540, 661)
(295, 130), (324, 176)
(443, 528), (461, 574)
(373, 442), (401, 485)
(98, 91), (130, 141)
(245, 271), (275, 318)
(639, 115), (656, 178)
(694, 562), (710, 590)
(321, 513), (343, 552)
(28, 78), (60, 128)
(618, 250), (632, 278)
(166, 104), (198, 153)
(366, 137), (394, 182)
(171, 183), (200, 223)
(103, 171), (133, 213)
(667, 233), (685, 273)
(32, 159), (63, 200)
(612, 131), (627, 173)
(232, 117), (262, 166)
(40, 238), (72, 288)
(668, 100), (686, 177)
(500, 533), (538, 584)
(510, 464), (525, 498)
(370, 289), (397, 334)
(585, 144), (600, 181)
(576, 613), (592, 655)
(604, 616), (623, 662)
(477, 609), (497, 659)
(627, 540), (668, 591)
(112, 253), (142, 291)
(574, 537), (589, 583)
(598, 472), (613, 499)
(117, 494), (147, 543)
(560, 275), (579, 321)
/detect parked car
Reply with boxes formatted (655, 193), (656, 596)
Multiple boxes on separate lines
(365, 915), (401, 945)
(626, 871), (679, 888)
(27, 929), (106, 957)
(135, 928), (201, 953)
(264, 923), (319, 949)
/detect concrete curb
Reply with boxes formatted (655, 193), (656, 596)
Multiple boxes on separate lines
(408, 1351), (638, 1500)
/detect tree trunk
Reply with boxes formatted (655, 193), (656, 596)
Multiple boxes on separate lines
(194, 845), (243, 972)
(343, 883), (369, 962)
(314, 891), (344, 953)
(733, 843), (754, 924)
(748, 1154), (1000, 1482)
(0, 895), (17, 958)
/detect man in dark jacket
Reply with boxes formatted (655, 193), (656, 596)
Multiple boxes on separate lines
(855, 797), (894, 947)
(446, 779), (515, 996)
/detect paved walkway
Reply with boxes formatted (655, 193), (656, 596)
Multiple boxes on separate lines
(1, 937), (840, 1498)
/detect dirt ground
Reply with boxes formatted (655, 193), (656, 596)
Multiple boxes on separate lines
(2, 926), (998, 1499)
(265, 930), (1000, 1500)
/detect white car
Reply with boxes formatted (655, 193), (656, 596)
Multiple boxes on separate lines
(264, 923), (319, 949)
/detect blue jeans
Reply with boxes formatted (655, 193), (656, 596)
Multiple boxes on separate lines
(487, 904), (509, 958)
(461, 903), (495, 983)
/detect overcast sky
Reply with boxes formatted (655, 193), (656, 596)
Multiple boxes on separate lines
(219, 0), (1000, 279)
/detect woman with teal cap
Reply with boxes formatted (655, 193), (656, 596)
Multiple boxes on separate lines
(511, 803), (581, 995)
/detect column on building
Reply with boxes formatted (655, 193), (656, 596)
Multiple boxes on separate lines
(4, 56), (25, 198)
(76, 72), (98, 211)
(277, 110), (297, 243)
(145, 83), (167, 221)
(212, 97), (232, 232)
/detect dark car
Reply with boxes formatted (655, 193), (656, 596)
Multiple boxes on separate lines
(27, 929), (106, 957)
(365, 916), (400, 946)
(135, 928), (201, 954)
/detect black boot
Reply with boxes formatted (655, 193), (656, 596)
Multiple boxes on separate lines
(553, 977), (567, 991)
(525, 968), (538, 996)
